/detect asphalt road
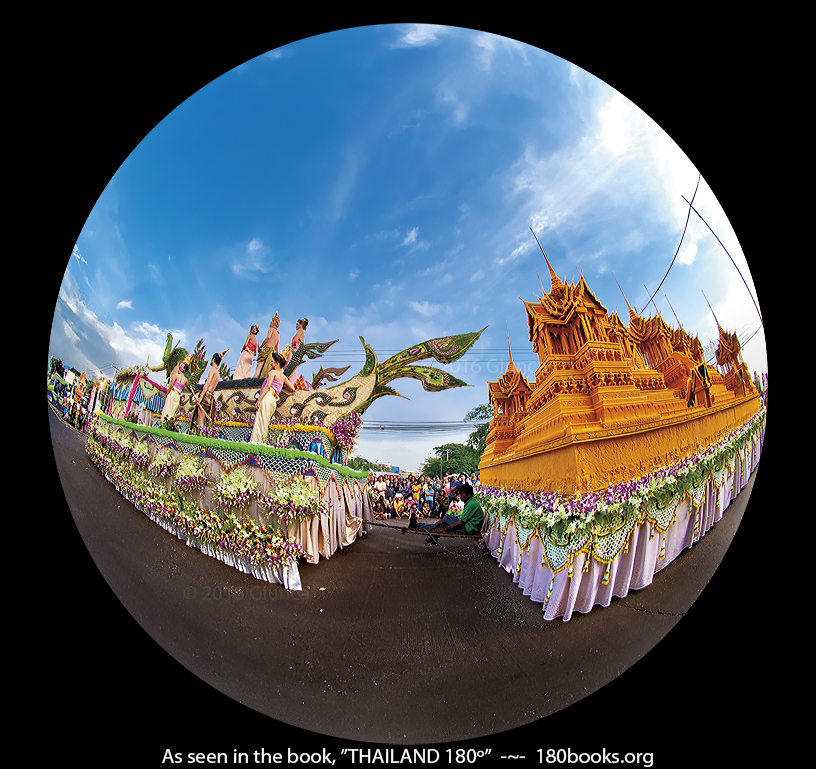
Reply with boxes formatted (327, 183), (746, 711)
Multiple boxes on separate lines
(47, 403), (771, 760)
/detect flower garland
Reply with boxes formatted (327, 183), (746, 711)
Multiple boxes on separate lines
(267, 429), (294, 450)
(93, 413), (370, 482)
(85, 428), (304, 571)
(114, 364), (148, 381)
(271, 414), (344, 443)
(130, 438), (151, 471)
(212, 465), (263, 511)
(149, 448), (179, 479)
(330, 411), (363, 453)
(171, 454), (208, 492)
(265, 475), (327, 526)
(477, 407), (766, 543)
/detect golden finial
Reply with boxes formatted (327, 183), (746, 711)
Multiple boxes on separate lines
(612, 271), (638, 323)
(505, 319), (517, 372)
(530, 228), (563, 292)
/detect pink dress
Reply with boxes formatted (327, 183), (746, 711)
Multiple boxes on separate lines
(268, 376), (283, 396)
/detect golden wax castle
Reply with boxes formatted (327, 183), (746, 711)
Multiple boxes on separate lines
(479, 255), (760, 494)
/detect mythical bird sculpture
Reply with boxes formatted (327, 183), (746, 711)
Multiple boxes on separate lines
(275, 328), (486, 427)
(282, 339), (342, 380)
(147, 333), (209, 387)
(167, 329), (486, 427)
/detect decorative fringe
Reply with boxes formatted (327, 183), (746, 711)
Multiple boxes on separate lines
(545, 575), (555, 605)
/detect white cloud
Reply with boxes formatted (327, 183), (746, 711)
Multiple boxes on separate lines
(391, 24), (449, 48)
(72, 244), (87, 265)
(62, 319), (80, 345)
(116, 300), (133, 310)
(232, 238), (271, 277)
(408, 300), (443, 317)
(55, 275), (171, 374)
(418, 259), (451, 277)
(349, 268), (360, 281)
(473, 31), (528, 72)
(620, 229), (646, 252)
(434, 81), (468, 126)
(677, 242), (698, 266)
(398, 226), (430, 254)
(327, 149), (360, 221)
(495, 239), (533, 267)
(401, 227), (418, 246)
(501, 86), (704, 281)
(596, 90), (700, 230)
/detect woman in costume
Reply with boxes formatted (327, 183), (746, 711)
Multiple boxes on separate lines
(234, 325), (259, 380)
(280, 318), (310, 389)
(249, 352), (296, 445)
(161, 362), (188, 423)
(254, 313), (281, 379)
(193, 350), (227, 432)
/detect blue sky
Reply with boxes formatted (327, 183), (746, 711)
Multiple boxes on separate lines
(50, 24), (767, 471)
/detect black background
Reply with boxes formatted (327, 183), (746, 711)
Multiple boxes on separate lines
(37, 13), (776, 766)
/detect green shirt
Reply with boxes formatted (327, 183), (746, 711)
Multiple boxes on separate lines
(458, 496), (484, 534)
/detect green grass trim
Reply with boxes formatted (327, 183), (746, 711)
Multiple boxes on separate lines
(96, 413), (368, 481)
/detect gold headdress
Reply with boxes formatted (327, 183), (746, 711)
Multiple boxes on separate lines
(271, 312), (280, 328)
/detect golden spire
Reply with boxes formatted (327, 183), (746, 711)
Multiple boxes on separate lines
(505, 319), (517, 373)
(643, 285), (662, 318)
(665, 295), (684, 331)
(533, 261), (547, 297)
(612, 272), (639, 324)
(530, 228), (563, 293)
(702, 290), (722, 332)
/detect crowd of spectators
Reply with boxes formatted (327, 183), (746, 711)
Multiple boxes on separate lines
(368, 471), (480, 520)
(49, 389), (91, 432)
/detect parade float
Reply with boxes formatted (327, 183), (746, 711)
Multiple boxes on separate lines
(87, 329), (485, 589)
(477, 253), (765, 620)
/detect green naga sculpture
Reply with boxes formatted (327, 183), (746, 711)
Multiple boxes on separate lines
(147, 333), (209, 387)
(275, 328), (486, 428)
(283, 340), (341, 381)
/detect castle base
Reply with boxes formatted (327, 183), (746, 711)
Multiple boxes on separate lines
(480, 393), (760, 494)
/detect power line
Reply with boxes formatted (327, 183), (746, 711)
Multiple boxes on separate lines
(681, 195), (762, 327)
(643, 174), (701, 311)
(361, 421), (487, 433)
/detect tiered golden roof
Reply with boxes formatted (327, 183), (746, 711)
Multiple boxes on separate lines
(480, 255), (760, 494)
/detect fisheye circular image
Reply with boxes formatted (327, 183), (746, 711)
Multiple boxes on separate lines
(48, 23), (767, 756)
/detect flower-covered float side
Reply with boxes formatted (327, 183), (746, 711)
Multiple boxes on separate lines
(87, 328), (485, 587)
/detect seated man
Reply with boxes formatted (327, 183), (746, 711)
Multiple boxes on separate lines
(408, 483), (484, 545)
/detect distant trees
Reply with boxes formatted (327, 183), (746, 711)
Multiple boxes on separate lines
(419, 442), (481, 478)
(347, 456), (380, 472)
(464, 403), (492, 456)
(419, 403), (493, 478)
(347, 456), (393, 473)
